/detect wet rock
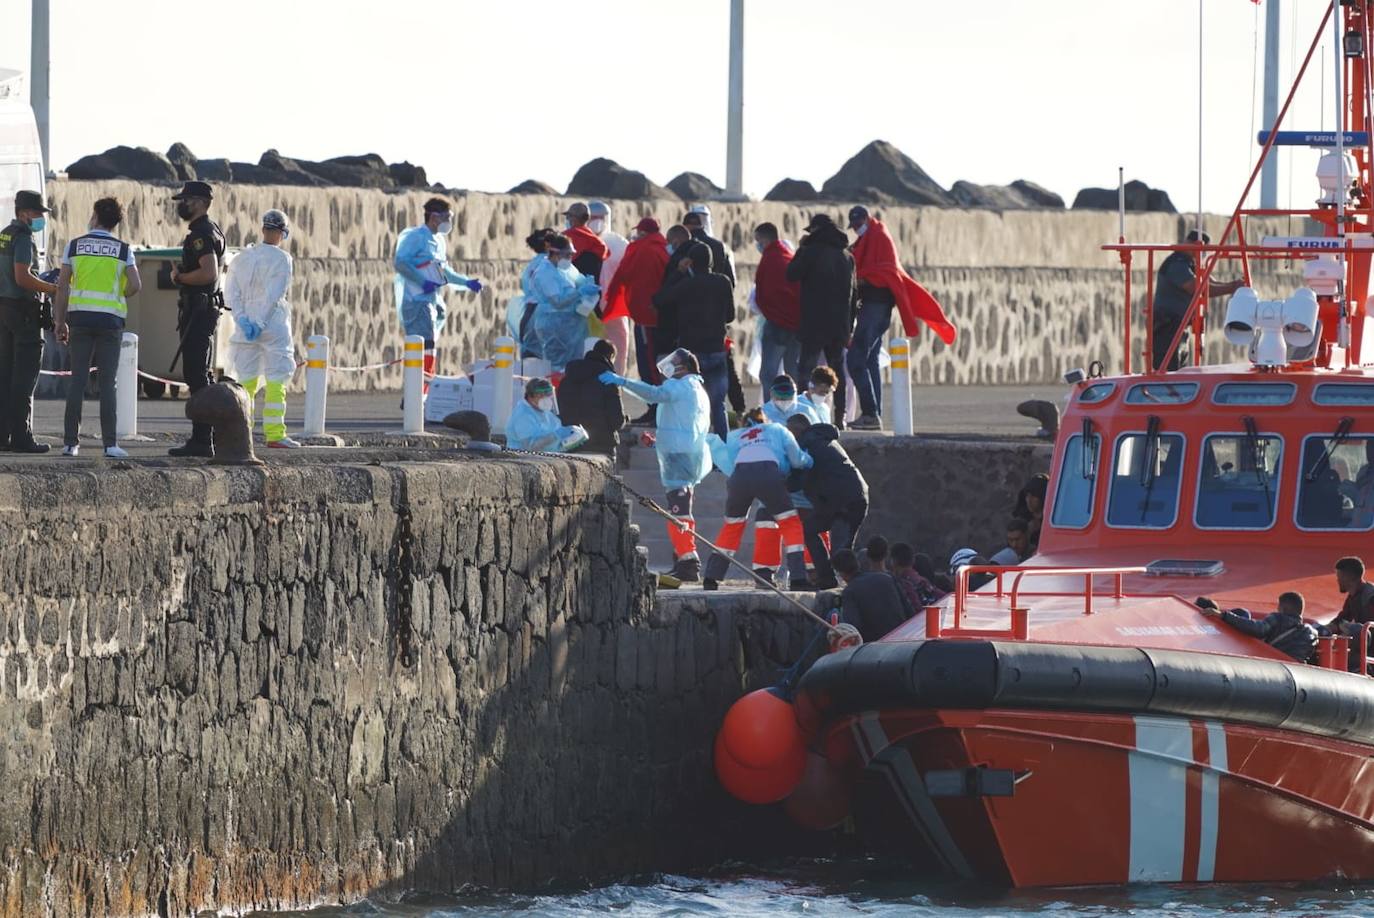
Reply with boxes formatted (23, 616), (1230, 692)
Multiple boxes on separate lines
(1072, 179), (1176, 212)
(763, 178), (819, 202)
(820, 139), (952, 206)
(666, 172), (722, 202)
(566, 158), (671, 200)
(508, 179), (558, 196)
(66, 146), (180, 183)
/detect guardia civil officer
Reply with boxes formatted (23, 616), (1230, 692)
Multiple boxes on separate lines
(168, 181), (226, 457)
(0, 190), (57, 453)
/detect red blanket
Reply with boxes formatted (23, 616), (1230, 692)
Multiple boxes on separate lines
(566, 224), (610, 263)
(604, 232), (669, 324)
(754, 241), (801, 331)
(851, 218), (956, 345)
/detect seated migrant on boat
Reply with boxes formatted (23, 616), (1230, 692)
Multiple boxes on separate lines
(949, 547), (995, 590)
(1012, 473), (1049, 550)
(832, 548), (914, 643)
(864, 536), (890, 572)
(891, 541), (944, 609)
(1332, 556), (1374, 633)
(988, 518), (1033, 566)
(1196, 593), (1317, 664)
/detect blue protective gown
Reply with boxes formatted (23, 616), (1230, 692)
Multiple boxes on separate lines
(706, 421), (813, 477)
(393, 225), (474, 345)
(531, 257), (593, 371)
(510, 253), (547, 357)
(798, 392), (833, 425)
(506, 399), (566, 451)
(621, 374), (713, 490)
(762, 397), (822, 426)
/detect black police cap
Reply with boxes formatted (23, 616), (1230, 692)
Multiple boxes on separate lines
(14, 190), (49, 213)
(172, 181), (214, 201)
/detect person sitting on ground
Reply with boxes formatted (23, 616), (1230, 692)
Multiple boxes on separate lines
(1331, 556), (1374, 633)
(832, 548), (915, 643)
(1196, 593), (1318, 663)
(506, 378), (586, 452)
(865, 536), (890, 572)
(1013, 473), (1050, 549)
(557, 340), (626, 463)
(988, 518), (1033, 566)
(892, 542), (943, 609)
(799, 365), (838, 425)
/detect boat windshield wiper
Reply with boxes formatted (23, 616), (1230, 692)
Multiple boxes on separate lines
(1242, 415), (1272, 516)
(1139, 415), (1161, 523)
(1305, 416), (1355, 481)
(1080, 418), (1096, 480)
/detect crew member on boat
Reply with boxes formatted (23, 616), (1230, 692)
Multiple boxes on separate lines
(1151, 229), (1243, 371)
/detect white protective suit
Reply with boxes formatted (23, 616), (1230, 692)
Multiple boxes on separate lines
(226, 242), (295, 382)
(597, 229), (630, 374)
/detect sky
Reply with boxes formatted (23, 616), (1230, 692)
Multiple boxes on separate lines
(0, 0), (1350, 213)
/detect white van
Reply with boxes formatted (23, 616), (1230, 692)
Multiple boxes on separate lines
(0, 69), (46, 260)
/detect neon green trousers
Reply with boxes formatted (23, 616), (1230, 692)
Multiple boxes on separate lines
(242, 377), (288, 442)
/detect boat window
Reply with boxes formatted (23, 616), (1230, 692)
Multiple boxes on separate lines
(1313, 384), (1374, 406)
(1106, 432), (1186, 528)
(1125, 383), (1199, 405)
(1077, 383), (1115, 404)
(1195, 433), (1282, 529)
(1211, 383), (1297, 406)
(1296, 434), (1374, 530)
(1051, 434), (1100, 528)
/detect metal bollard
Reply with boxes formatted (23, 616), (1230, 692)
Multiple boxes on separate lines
(888, 337), (913, 436)
(303, 335), (329, 437)
(116, 332), (138, 439)
(402, 335), (425, 434)
(490, 335), (516, 436)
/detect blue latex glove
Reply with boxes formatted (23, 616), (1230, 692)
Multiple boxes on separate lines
(421, 280), (443, 295)
(236, 316), (261, 342)
(465, 278), (483, 293)
(598, 371), (627, 386)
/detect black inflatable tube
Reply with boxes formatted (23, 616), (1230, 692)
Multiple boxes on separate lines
(799, 640), (1374, 746)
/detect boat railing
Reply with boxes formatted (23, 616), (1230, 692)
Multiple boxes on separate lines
(1316, 622), (1373, 677)
(926, 564), (1148, 641)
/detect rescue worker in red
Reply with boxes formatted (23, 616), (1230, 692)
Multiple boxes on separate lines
(604, 218), (670, 387)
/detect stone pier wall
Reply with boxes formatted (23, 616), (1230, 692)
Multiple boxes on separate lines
(44, 180), (1302, 390)
(0, 452), (815, 917)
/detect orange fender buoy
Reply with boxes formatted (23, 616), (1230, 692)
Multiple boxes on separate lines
(714, 731), (806, 804)
(783, 751), (852, 830)
(718, 688), (804, 769)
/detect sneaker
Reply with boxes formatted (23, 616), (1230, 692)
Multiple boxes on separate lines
(267, 436), (303, 449)
(702, 578), (720, 592)
(9, 440), (50, 454)
(103, 446), (129, 459)
(61, 444), (79, 457)
(168, 441), (214, 458)
(850, 414), (882, 431)
(670, 557), (701, 583)
(751, 568), (776, 587)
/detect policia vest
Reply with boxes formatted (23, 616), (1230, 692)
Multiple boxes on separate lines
(65, 233), (130, 322)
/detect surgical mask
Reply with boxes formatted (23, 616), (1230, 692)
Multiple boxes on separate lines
(175, 202), (194, 220)
(656, 355), (678, 378)
(854, 222), (868, 237)
(589, 218), (606, 234)
(665, 244), (675, 255)
(812, 387), (832, 400)
(437, 220), (453, 234)
(564, 218), (573, 230)
(29, 216), (46, 232)
(755, 241), (765, 254)
(537, 397), (554, 412)
(772, 398), (796, 412)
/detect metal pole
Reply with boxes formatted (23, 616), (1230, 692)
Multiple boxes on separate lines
(1334, 0), (1350, 352)
(1197, 0), (1204, 233)
(725, 0), (744, 198)
(30, 0), (50, 175)
(1260, 0), (1282, 208)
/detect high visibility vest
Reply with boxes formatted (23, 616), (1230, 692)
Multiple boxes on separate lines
(67, 233), (130, 318)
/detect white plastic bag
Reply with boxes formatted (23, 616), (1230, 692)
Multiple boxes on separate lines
(746, 313), (765, 384)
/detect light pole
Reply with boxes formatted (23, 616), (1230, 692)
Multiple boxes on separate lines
(725, 0), (744, 199)
(1259, 0), (1281, 208)
(31, 0), (50, 175)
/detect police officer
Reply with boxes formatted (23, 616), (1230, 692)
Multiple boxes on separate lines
(0, 190), (57, 453)
(168, 181), (226, 457)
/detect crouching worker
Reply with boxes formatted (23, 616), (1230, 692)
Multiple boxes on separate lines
(506, 378), (587, 452)
(1197, 593), (1317, 663)
(701, 409), (814, 591)
(598, 348), (713, 581)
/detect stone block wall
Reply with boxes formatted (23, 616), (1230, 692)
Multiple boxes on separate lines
(0, 453), (817, 917)
(44, 181), (1301, 390)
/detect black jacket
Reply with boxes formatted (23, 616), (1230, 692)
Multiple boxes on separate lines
(653, 250), (733, 357)
(1219, 608), (1318, 663)
(786, 223), (855, 347)
(557, 353), (625, 455)
(691, 229), (735, 287)
(791, 423), (868, 504)
(840, 572), (914, 643)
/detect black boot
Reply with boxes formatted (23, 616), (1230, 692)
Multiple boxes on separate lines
(168, 440), (214, 458)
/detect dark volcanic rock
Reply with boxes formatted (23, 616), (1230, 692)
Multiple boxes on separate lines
(66, 146), (180, 182)
(389, 161), (428, 187)
(1010, 180), (1064, 208)
(306, 153), (395, 188)
(1073, 179), (1175, 213)
(948, 179), (1066, 210)
(566, 158), (671, 200)
(508, 179), (559, 195)
(821, 140), (952, 206)
(166, 143), (198, 182)
(763, 178), (820, 202)
(196, 159), (234, 182)
(666, 172), (723, 202)
(230, 158), (327, 187)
